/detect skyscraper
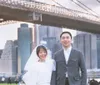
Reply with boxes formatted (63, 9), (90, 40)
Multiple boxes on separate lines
(38, 25), (62, 54)
(0, 40), (17, 75)
(18, 24), (32, 73)
(74, 32), (97, 69)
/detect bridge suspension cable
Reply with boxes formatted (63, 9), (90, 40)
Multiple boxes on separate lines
(70, 0), (90, 13)
(75, 0), (100, 17)
(50, 0), (69, 10)
(41, 0), (100, 22)
(70, 0), (99, 17)
(96, 0), (100, 3)
(51, 0), (91, 14)
(51, 0), (99, 18)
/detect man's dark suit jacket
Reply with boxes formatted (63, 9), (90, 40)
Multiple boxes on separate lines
(51, 48), (87, 85)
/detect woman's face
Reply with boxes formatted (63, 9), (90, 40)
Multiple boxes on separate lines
(38, 48), (47, 61)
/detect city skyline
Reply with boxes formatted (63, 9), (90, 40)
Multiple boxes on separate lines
(0, 22), (33, 49)
(0, 23), (77, 49)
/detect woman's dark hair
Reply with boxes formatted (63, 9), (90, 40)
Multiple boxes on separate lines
(60, 31), (72, 39)
(36, 45), (47, 56)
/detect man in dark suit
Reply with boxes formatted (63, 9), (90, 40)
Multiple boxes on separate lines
(52, 31), (87, 85)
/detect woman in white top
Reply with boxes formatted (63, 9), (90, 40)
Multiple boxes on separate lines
(22, 45), (55, 85)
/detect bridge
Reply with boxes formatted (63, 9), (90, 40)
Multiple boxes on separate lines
(0, 0), (100, 33)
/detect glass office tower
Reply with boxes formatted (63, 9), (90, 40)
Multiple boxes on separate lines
(18, 24), (32, 72)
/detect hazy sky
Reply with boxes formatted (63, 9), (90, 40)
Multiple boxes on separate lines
(0, 0), (100, 49)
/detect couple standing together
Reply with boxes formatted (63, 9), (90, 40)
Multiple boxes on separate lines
(22, 31), (87, 85)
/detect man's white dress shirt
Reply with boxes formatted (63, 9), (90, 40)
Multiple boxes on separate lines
(63, 46), (72, 77)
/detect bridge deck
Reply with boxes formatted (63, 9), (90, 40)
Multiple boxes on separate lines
(0, 0), (100, 33)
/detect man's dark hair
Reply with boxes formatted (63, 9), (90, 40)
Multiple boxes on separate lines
(36, 45), (47, 56)
(60, 31), (72, 39)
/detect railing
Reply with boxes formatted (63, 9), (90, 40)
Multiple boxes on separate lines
(0, 0), (100, 23)
(0, 20), (20, 25)
(87, 69), (100, 78)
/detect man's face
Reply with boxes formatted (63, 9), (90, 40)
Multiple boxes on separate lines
(60, 33), (72, 48)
